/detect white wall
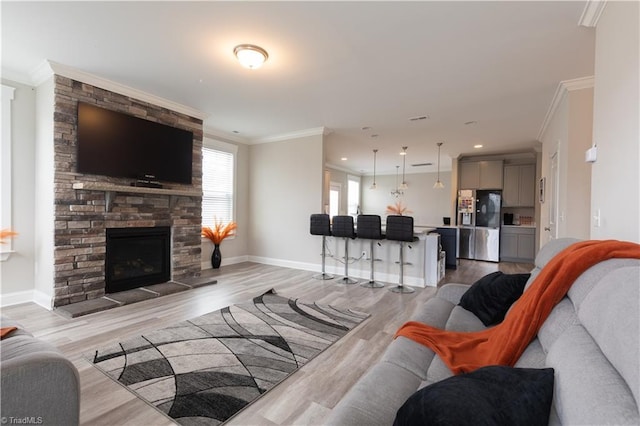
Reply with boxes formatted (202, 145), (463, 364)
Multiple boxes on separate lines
(33, 77), (55, 308)
(248, 134), (324, 267)
(361, 171), (452, 226)
(591, 1), (640, 242)
(566, 88), (593, 239)
(0, 80), (36, 302)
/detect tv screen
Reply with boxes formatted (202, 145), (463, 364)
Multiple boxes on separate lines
(77, 102), (193, 184)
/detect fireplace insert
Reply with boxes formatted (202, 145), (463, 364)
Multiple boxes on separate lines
(105, 226), (171, 293)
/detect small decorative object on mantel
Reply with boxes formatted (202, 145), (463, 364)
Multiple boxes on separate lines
(0, 229), (18, 244)
(386, 201), (412, 216)
(202, 219), (237, 269)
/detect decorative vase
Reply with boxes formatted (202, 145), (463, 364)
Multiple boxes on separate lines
(211, 244), (222, 269)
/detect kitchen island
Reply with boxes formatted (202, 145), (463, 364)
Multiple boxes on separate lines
(323, 227), (444, 288)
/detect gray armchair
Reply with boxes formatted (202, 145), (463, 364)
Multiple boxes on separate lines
(1, 316), (80, 426)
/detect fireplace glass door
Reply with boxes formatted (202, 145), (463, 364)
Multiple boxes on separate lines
(105, 226), (171, 293)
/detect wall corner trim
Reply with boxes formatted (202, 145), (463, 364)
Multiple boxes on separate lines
(537, 76), (595, 141)
(579, 0), (607, 27)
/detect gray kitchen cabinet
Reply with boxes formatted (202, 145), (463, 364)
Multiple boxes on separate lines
(460, 162), (480, 189)
(503, 164), (536, 207)
(500, 226), (535, 262)
(459, 160), (503, 189)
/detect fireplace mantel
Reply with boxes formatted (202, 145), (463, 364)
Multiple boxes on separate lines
(72, 182), (201, 212)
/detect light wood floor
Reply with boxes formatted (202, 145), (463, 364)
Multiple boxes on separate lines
(2, 259), (532, 426)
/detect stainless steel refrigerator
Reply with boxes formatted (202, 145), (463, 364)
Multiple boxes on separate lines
(458, 190), (501, 262)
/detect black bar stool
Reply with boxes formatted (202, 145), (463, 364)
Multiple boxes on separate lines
(310, 214), (334, 280)
(357, 214), (385, 288)
(332, 215), (358, 285)
(386, 215), (417, 293)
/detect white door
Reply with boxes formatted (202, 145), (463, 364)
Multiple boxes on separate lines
(547, 150), (559, 240)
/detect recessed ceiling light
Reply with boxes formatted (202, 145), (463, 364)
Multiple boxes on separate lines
(465, 121), (478, 125)
(371, 134), (379, 138)
(361, 126), (371, 130)
(341, 157), (348, 161)
(409, 115), (429, 121)
(232, 130), (240, 134)
(233, 44), (268, 69)
(474, 144), (483, 149)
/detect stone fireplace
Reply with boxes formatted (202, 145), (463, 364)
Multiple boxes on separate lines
(52, 76), (203, 307)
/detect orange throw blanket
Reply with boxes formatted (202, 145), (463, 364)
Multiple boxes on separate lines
(395, 239), (640, 374)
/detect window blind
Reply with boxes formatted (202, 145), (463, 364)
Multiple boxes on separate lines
(202, 147), (234, 228)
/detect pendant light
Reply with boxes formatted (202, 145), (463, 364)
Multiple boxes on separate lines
(370, 149), (378, 190)
(391, 165), (404, 197)
(433, 142), (445, 189)
(400, 146), (408, 190)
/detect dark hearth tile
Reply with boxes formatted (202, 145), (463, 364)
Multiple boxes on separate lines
(143, 282), (190, 296)
(106, 288), (158, 305)
(55, 297), (121, 318)
(176, 276), (218, 288)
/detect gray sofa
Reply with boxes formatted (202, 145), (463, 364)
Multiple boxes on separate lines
(329, 238), (640, 425)
(0, 316), (80, 426)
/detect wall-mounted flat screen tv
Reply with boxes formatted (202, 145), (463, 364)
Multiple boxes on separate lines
(77, 102), (193, 184)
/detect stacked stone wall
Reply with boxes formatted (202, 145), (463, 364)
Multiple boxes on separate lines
(52, 76), (203, 307)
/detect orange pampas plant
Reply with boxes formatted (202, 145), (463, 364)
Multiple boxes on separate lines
(202, 219), (237, 245)
(386, 201), (412, 216)
(0, 229), (18, 244)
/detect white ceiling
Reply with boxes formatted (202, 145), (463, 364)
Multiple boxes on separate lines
(2, 1), (595, 175)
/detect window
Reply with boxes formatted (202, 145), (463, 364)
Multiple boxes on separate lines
(201, 139), (236, 228)
(347, 175), (361, 217)
(329, 182), (341, 219)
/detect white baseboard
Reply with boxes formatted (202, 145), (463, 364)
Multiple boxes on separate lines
(0, 289), (53, 309)
(201, 255), (250, 270)
(248, 256), (429, 288)
(33, 290), (53, 310)
(0, 290), (34, 307)
(248, 256), (319, 272)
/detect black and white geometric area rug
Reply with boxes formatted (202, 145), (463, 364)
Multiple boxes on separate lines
(89, 289), (369, 425)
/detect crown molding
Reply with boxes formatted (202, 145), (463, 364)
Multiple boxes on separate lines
(29, 60), (208, 120)
(579, 0), (607, 27)
(1, 67), (35, 86)
(537, 76), (594, 141)
(251, 126), (331, 144)
(203, 126), (249, 145)
(325, 163), (363, 176)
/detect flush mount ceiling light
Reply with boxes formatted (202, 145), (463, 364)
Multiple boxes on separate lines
(433, 142), (445, 189)
(399, 146), (408, 190)
(233, 44), (269, 69)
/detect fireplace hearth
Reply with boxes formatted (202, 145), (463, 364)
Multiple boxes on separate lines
(106, 227), (171, 293)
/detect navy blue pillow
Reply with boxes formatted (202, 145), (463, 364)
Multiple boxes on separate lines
(459, 271), (530, 326)
(393, 366), (554, 426)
